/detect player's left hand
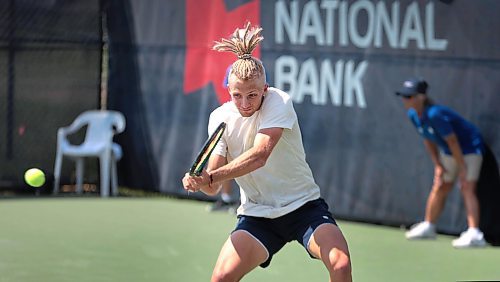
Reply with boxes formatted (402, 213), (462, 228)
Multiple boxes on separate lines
(182, 172), (209, 193)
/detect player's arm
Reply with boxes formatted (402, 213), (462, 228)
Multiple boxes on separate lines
(182, 148), (227, 195)
(423, 139), (447, 184)
(200, 154), (228, 196)
(443, 133), (467, 176)
(208, 127), (283, 185)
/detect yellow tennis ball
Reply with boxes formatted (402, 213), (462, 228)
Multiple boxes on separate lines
(24, 168), (45, 188)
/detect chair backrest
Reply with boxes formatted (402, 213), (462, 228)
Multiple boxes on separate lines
(73, 110), (126, 146)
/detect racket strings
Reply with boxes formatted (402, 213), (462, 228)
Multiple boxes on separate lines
(189, 122), (226, 176)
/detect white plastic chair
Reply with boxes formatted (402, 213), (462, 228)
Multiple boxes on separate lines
(53, 110), (126, 197)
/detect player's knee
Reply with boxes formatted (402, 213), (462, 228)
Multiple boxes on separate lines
(211, 268), (238, 282)
(459, 182), (476, 195)
(327, 249), (352, 277)
(434, 183), (453, 194)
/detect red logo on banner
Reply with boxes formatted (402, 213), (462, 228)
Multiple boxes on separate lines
(184, 0), (260, 104)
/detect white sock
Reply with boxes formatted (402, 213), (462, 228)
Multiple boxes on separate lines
(422, 221), (435, 229)
(467, 227), (481, 235)
(221, 193), (232, 203)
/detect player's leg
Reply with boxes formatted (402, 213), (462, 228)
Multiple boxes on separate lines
(308, 223), (352, 282)
(211, 230), (268, 282)
(426, 154), (458, 224)
(459, 154), (483, 228)
(406, 181), (453, 239)
(453, 154), (486, 248)
(221, 181), (233, 200)
(406, 154), (455, 239)
(424, 181), (454, 224)
(461, 180), (480, 227)
(296, 199), (351, 281)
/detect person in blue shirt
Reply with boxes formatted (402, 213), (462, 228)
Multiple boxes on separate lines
(396, 77), (486, 248)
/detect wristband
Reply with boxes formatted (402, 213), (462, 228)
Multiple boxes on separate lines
(208, 173), (214, 188)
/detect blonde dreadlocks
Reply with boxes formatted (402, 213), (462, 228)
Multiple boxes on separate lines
(213, 22), (265, 81)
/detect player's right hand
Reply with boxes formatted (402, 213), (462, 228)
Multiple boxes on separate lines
(182, 172), (210, 193)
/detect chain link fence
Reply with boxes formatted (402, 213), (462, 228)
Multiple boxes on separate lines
(0, 0), (102, 193)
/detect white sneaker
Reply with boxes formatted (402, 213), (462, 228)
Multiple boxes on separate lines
(452, 229), (487, 248)
(405, 222), (437, 240)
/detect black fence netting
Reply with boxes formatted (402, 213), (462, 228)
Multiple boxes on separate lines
(0, 0), (102, 191)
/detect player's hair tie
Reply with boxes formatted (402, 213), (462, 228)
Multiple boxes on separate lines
(238, 53), (252, 60)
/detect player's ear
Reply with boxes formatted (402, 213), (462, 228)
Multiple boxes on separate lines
(264, 84), (268, 92)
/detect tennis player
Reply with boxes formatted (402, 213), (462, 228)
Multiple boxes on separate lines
(182, 23), (352, 281)
(396, 77), (486, 248)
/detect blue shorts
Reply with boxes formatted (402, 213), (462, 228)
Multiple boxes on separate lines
(233, 198), (337, 268)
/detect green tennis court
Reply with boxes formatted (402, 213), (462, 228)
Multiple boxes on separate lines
(0, 197), (499, 282)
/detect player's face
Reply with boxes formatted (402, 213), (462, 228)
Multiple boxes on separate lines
(402, 94), (423, 112)
(228, 75), (268, 117)
(402, 95), (414, 110)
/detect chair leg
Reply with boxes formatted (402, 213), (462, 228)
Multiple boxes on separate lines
(75, 158), (84, 194)
(100, 153), (111, 197)
(111, 143), (122, 197)
(53, 152), (63, 195)
(111, 158), (118, 196)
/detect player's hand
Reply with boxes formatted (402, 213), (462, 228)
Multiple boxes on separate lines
(433, 165), (445, 186)
(182, 172), (209, 193)
(182, 173), (200, 192)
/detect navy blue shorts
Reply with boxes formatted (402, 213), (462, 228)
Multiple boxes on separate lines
(233, 198), (337, 268)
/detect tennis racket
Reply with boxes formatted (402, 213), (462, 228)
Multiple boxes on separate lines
(189, 122), (226, 176)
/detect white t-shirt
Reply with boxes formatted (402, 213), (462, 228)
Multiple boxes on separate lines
(209, 87), (320, 218)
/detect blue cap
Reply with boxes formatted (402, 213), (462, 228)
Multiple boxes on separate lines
(395, 78), (428, 97)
